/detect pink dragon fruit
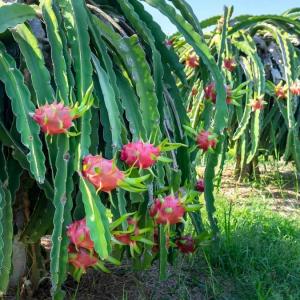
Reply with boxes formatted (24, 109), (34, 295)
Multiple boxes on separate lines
(250, 97), (265, 111)
(196, 130), (217, 152)
(185, 54), (199, 68)
(114, 217), (140, 245)
(176, 235), (196, 254)
(68, 245), (98, 272)
(120, 141), (160, 169)
(195, 179), (205, 193)
(31, 102), (77, 135)
(82, 155), (124, 192)
(275, 82), (288, 99)
(67, 219), (94, 250)
(114, 233), (134, 245)
(204, 83), (232, 104)
(150, 195), (185, 225)
(223, 57), (237, 72)
(290, 81), (300, 96)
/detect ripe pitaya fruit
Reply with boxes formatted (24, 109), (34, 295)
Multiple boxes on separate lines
(150, 195), (185, 225)
(275, 82), (288, 99)
(204, 83), (232, 104)
(68, 245), (98, 272)
(67, 219), (94, 250)
(114, 233), (134, 245)
(223, 57), (237, 72)
(196, 130), (217, 152)
(195, 179), (205, 193)
(120, 141), (160, 169)
(290, 81), (300, 96)
(114, 217), (140, 245)
(185, 54), (199, 68)
(176, 235), (196, 254)
(82, 155), (124, 192)
(250, 96), (265, 111)
(31, 102), (76, 135)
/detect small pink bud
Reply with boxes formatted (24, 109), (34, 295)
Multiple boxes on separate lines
(223, 58), (237, 72)
(185, 54), (199, 68)
(290, 81), (300, 96)
(250, 97), (265, 111)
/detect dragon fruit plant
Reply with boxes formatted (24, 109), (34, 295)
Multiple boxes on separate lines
(3, 0), (299, 296)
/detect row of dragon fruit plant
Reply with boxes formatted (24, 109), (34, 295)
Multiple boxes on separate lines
(171, 6), (300, 179)
(0, 0), (228, 298)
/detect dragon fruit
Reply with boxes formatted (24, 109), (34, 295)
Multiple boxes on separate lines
(204, 83), (217, 103)
(68, 245), (98, 272)
(31, 102), (76, 135)
(250, 96), (265, 111)
(120, 141), (160, 169)
(204, 83), (232, 104)
(195, 179), (205, 193)
(290, 81), (300, 96)
(150, 195), (185, 225)
(176, 235), (196, 254)
(275, 82), (288, 99)
(196, 130), (217, 152)
(114, 217), (140, 245)
(114, 233), (134, 245)
(82, 155), (124, 192)
(67, 219), (94, 250)
(185, 54), (199, 68)
(223, 57), (237, 72)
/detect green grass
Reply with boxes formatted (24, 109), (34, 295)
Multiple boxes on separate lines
(190, 197), (300, 299)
